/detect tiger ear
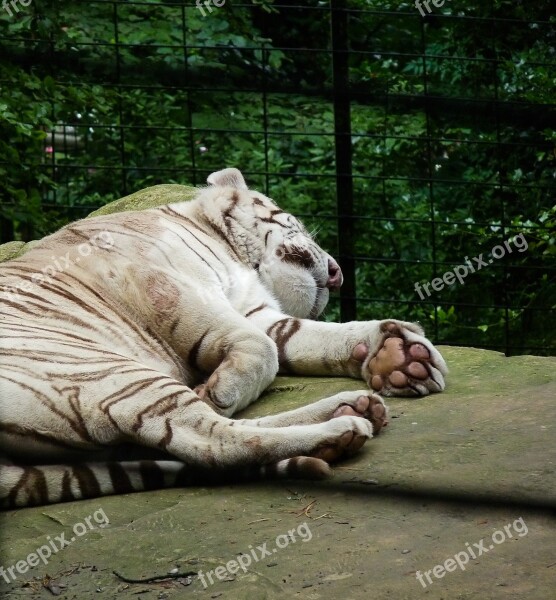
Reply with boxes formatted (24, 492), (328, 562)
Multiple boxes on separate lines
(206, 168), (248, 190)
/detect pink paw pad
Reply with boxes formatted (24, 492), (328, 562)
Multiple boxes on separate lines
(363, 325), (436, 397)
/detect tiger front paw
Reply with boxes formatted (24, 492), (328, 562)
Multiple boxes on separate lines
(352, 321), (448, 397)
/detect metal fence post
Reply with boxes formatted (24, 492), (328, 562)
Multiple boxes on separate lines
(330, 0), (356, 322)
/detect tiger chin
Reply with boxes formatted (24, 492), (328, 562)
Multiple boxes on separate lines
(0, 168), (447, 508)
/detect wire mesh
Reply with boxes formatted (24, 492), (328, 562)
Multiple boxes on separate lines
(0, 1), (554, 355)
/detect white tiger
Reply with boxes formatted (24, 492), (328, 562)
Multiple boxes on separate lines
(0, 168), (447, 508)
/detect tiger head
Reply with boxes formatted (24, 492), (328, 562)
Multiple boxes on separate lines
(204, 168), (343, 319)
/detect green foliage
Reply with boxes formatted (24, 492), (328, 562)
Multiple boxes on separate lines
(0, 0), (554, 353)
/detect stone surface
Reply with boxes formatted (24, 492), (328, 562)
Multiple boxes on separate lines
(1, 188), (554, 597)
(1, 347), (555, 599)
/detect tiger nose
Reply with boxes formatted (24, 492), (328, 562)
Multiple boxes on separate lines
(326, 259), (343, 291)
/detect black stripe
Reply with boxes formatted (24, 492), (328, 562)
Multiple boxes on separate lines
(139, 461), (165, 490)
(163, 208), (228, 265)
(7, 467), (48, 507)
(168, 228), (225, 285)
(72, 464), (102, 498)
(245, 303), (267, 318)
(107, 463), (134, 494)
(188, 330), (208, 372)
(202, 218), (243, 261)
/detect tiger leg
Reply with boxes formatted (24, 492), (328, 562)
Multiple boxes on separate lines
(237, 390), (389, 435)
(180, 313), (280, 417)
(95, 373), (374, 469)
(4, 361), (369, 470)
(247, 307), (447, 397)
(1, 374), (375, 507)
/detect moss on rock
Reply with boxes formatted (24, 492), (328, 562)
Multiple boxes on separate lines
(0, 240), (26, 262)
(86, 184), (198, 217)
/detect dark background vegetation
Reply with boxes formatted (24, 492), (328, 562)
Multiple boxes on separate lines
(0, 0), (554, 355)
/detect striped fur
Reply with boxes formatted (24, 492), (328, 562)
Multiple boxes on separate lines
(0, 168), (447, 507)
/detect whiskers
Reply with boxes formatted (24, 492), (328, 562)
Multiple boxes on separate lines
(307, 225), (322, 240)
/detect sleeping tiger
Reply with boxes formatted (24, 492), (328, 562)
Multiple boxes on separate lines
(0, 168), (447, 508)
